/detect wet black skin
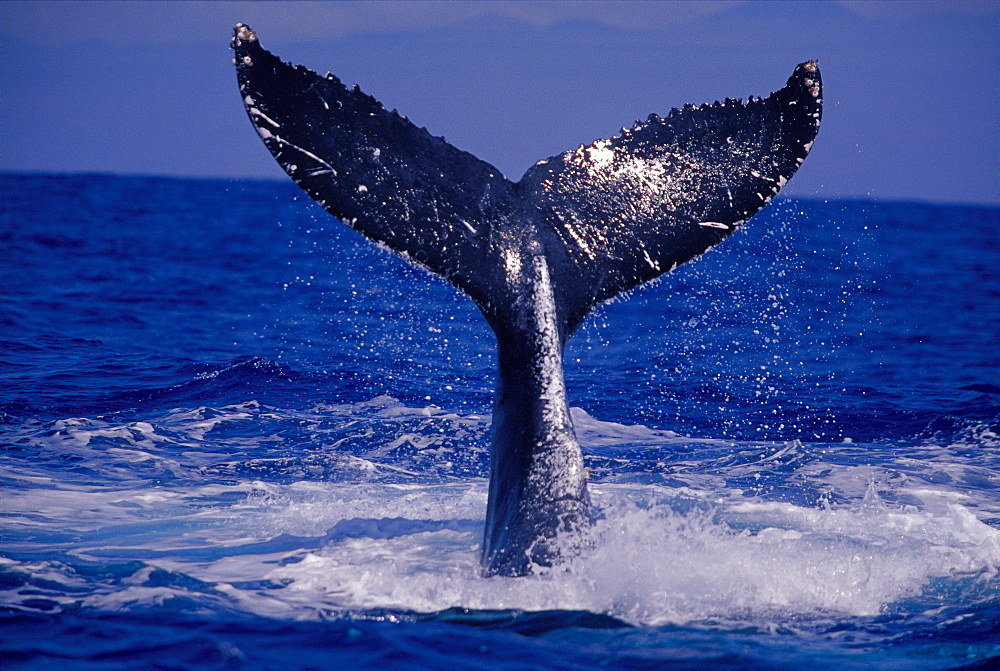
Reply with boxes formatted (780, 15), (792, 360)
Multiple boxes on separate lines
(231, 24), (822, 576)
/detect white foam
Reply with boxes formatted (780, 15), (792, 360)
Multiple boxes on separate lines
(22, 479), (983, 625)
(4, 400), (998, 626)
(570, 406), (683, 447)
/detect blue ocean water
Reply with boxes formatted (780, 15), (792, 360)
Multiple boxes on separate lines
(1, 172), (998, 669)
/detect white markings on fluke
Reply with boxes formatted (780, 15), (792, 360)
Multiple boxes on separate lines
(250, 107), (280, 129)
(641, 247), (661, 271)
(272, 137), (337, 176)
(233, 23), (338, 177)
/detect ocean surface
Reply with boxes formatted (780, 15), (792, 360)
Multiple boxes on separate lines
(1, 172), (998, 669)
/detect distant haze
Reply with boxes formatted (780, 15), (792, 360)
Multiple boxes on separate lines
(2, 1), (998, 204)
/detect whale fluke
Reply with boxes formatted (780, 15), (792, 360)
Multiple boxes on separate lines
(231, 24), (822, 576)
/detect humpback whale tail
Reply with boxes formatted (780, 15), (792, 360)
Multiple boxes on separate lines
(230, 24), (822, 576)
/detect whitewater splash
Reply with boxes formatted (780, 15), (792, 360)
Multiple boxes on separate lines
(236, 483), (1000, 625)
(3, 397), (997, 627)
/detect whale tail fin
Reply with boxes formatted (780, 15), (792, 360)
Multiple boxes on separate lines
(231, 25), (820, 337)
(232, 24), (821, 576)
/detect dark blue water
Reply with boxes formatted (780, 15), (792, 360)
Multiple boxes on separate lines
(2, 173), (998, 669)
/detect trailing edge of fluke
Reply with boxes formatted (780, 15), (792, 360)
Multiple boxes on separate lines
(231, 23), (821, 576)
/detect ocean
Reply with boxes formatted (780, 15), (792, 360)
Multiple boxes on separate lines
(1, 172), (998, 669)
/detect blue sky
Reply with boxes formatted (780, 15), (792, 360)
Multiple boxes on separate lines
(2, 1), (997, 204)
